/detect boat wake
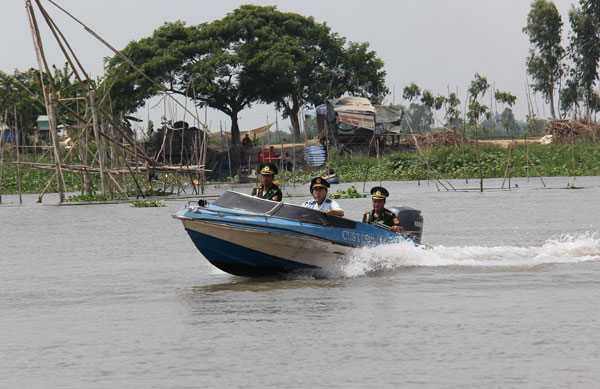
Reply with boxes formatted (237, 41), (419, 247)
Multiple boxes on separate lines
(301, 232), (600, 279)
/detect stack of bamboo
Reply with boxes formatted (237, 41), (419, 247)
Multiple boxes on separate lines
(411, 129), (470, 149)
(546, 119), (600, 145)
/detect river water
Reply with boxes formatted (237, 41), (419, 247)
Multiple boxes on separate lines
(2, 176), (600, 388)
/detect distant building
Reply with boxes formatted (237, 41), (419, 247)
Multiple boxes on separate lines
(35, 115), (65, 144)
(0, 122), (15, 143)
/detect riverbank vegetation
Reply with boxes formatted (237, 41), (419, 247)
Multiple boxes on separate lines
(281, 141), (600, 184)
(2, 142), (599, 195)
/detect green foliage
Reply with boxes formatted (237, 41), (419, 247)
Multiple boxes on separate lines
(65, 193), (127, 202)
(106, 5), (388, 145)
(402, 82), (421, 101)
(125, 189), (172, 197)
(523, 0), (564, 118)
(467, 73), (490, 126)
(313, 142), (600, 182)
(132, 200), (166, 207)
(328, 186), (366, 199)
(564, 1), (600, 118)
(495, 90), (517, 107)
(0, 64), (82, 132)
(228, 5), (388, 138)
(420, 90), (435, 107)
(402, 103), (434, 132)
(4, 142), (600, 195)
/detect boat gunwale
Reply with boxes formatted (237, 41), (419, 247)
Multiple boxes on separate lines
(177, 214), (361, 248)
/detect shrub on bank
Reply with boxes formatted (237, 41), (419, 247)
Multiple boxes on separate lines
(326, 142), (600, 182)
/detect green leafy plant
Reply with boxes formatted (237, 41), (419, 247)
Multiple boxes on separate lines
(329, 186), (367, 199)
(64, 193), (127, 202)
(125, 189), (172, 197)
(132, 200), (166, 207)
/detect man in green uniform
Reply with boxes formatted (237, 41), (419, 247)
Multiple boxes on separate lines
(362, 186), (403, 233)
(251, 162), (282, 201)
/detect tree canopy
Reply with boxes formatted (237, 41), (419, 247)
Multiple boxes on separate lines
(523, 0), (564, 118)
(564, 1), (600, 118)
(0, 64), (81, 132)
(105, 5), (388, 151)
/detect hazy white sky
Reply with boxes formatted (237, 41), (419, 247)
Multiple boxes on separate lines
(2, 0), (580, 132)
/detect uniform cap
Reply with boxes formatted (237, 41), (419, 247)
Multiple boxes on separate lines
(259, 162), (278, 175)
(310, 177), (330, 192)
(370, 186), (389, 198)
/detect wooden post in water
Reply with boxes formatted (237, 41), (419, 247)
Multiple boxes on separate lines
(89, 89), (106, 195)
(48, 92), (65, 202)
(292, 130), (296, 188)
(0, 115), (5, 204)
(501, 141), (513, 189)
(276, 114), (284, 191)
(14, 106), (22, 204)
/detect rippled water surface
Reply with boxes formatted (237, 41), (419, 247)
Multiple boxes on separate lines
(2, 177), (600, 388)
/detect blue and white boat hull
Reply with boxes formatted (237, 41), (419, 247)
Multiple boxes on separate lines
(181, 218), (352, 276)
(174, 191), (422, 277)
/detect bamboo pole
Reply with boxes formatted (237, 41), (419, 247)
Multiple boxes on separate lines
(0, 117), (5, 204)
(292, 130), (296, 188)
(501, 141), (513, 189)
(222, 123), (232, 183)
(276, 114), (284, 190)
(406, 118), (455, 191)
(474, 123), (484, 192)
(133, 127), (141, 198)
(461, 92), (468, 183)
(570, 126), (576, 182)
(37, 171), (57, 203)
(89, 89), (106, 195)
(14, 106), (22, 203)
(48, 92), (66, 202)
(35, 134), (78, 203)
(513, 142), (546, 187)
(46, 0), (204, 125)
(201, 128), (207, 194)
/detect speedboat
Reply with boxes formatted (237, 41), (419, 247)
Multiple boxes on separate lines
(173, 191), (424, 277)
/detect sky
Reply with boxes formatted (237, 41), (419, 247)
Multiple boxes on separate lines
(1, 0), (580, 133)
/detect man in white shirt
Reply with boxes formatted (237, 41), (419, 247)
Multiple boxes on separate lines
(301, 177), (344, 217)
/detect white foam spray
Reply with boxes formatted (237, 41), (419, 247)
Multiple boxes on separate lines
(312, 232), (600, 279)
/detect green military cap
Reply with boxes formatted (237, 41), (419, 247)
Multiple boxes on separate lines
(310, 176), (330, 192)
(370, 186), (389, 198)
(259, 162), (278, 175)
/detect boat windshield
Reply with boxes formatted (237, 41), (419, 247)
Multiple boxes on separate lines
(213, 191), (357, 229)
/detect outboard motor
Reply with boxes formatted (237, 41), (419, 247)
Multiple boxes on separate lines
(388, 206), (424, 243)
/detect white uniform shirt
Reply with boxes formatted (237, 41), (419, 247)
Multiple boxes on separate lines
(301, 197), (343, 212)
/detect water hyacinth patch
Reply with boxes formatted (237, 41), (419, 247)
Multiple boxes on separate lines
(132, 200), (166, 207)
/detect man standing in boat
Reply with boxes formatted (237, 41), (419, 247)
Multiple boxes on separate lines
(363, 186), (403, 233)
(301, 177), (344, 217)
(251, 162), (282, 201)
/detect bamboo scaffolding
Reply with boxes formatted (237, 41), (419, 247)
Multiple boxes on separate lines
(15, 1), (210, 203)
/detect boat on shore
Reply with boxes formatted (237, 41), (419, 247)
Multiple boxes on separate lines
(173, 191), (424, 277)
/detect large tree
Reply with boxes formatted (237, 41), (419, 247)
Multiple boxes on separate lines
(523, 0), (564, 118)
(562, 0), (600, 119)
(106, 20), (255, 166)
(214, 5), (388, 140)
(106, 6), (388, 154)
